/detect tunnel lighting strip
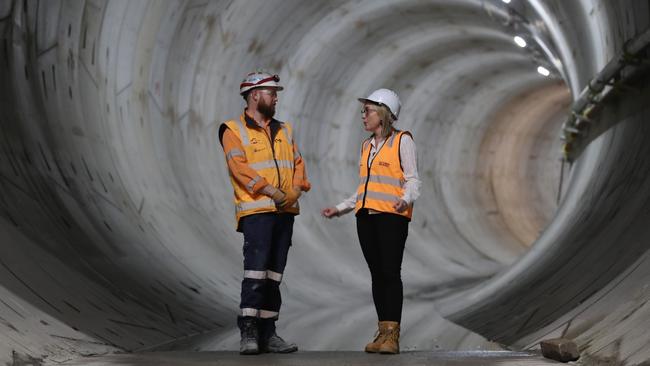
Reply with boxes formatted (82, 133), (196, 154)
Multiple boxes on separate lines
(560, 27), (650, 164)
(484, 0), (563, 81)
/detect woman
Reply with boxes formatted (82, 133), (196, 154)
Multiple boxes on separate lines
(322, 88), (420, 354)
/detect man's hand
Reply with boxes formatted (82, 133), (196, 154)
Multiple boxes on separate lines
(393, 199), (408, 213)
(321, 207), (339, 218)
(270, 189), (286, 205)
(279, 187), (301, 208)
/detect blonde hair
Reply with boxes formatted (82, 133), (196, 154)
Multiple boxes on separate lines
(375, 104), (395, 138)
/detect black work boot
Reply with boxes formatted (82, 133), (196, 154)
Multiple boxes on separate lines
(258, 318), (298, 353)
(237, 316), (259, 355)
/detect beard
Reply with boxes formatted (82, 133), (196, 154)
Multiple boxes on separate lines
(258, 99), (276, 119)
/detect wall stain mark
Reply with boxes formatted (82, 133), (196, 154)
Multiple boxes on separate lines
(108, 319), (175, 338)
(81, 157), (93, 181)
(59, 216), (71, 230)
(36, 42), (57, 58)
(8, 350), (43, 366)
(89, 331), (121, 349)
(155, 280), (176, 296)
(165, 303), (176, 324)
(0, 316), (18, 332)
(97, 173), (108, 193)
(107, 304), (128, 318)
(36, 143), (50, 171)
(180, 281), (200, 294)
(104, 327), (120, 338)
(53, 158), (70, 188)
(1, 208), (18, 227)
(49, 334), (111, 346)
(62, 300), (80, 313)
(0, 258), (62, 314)
(86, 299), (103, 312)
(0, 299), (24, 319)
(51, 65), (56, 91)
(40, 70), (47, 99)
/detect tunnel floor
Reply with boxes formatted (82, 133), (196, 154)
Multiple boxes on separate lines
(60, 351), (561, 366)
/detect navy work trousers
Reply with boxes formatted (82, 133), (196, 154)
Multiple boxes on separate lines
(239, 212), (294, 320)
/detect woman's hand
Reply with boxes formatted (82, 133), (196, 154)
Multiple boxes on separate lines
(393, 199), (408, 213)
(321, 207), (339, 218)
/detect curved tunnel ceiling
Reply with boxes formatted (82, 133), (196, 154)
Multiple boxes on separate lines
(0, 0), (649, 364)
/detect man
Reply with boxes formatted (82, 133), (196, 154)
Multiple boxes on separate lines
(219, 71), (310, 355)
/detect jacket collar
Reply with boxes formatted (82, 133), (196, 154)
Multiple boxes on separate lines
(242, 111), (282, 140)
(242, 111), (280, 129)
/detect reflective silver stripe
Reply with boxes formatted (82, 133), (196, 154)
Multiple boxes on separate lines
(250, 159), (293, 171)
(244, 270), (267, 280)
(236, 198), (275, 213)
(260, 310), (279, 319)
(267, 270), (283, 282)
(250, 160), (276, 170)
(226, 148), (244, 161)
(246, 175), (262, 192)
(276, 159), (293, 169)
(357, 190), (400, 203)
(281, 124), (293, 146)
(361, 174), (403, 188)
(241, 308), (258, 317)
(236, 117), (250, 146)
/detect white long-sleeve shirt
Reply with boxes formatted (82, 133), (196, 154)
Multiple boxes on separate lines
(335, 133), (421, 215)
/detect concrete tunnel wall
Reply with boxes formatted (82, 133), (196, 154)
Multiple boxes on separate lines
(0, 0), (649, 364)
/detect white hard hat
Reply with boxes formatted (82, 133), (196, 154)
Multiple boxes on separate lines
(358, 88), (401, 120)
(239, 71), (284, 95)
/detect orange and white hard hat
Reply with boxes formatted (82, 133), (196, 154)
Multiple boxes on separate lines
(239, 71), (284, 95)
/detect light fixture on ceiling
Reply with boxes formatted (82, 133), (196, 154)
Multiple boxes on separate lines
(537, 66), (550, 76)
(514, 36), (527, 47)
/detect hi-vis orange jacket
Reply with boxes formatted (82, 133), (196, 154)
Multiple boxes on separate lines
(220, 113), (310, 230)
(355, 130), (413, 220)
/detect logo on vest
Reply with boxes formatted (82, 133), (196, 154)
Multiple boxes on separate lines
(250, 137), (259, 144)
(378, 161), (390, 167)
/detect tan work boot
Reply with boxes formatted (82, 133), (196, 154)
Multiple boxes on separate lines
(378, 321), (400, 354)
(364, 322), (387, 353)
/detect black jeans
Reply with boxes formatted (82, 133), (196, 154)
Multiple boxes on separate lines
(356, 210), (409, 323)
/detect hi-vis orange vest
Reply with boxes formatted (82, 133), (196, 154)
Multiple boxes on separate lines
(224, 114), (299, 227)
(355, 130), (413, 220)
